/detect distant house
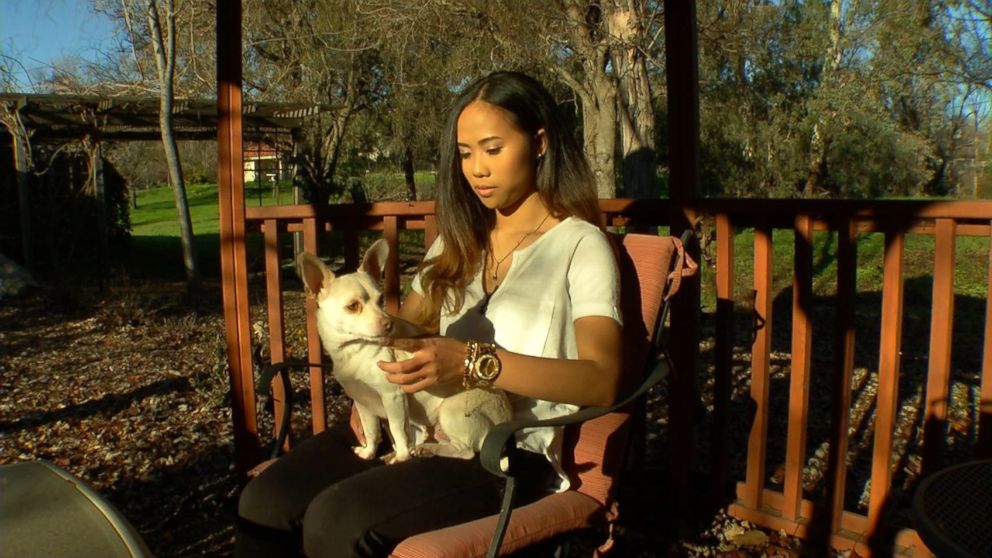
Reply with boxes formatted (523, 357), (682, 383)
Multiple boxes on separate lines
(243, 142), (289, 184)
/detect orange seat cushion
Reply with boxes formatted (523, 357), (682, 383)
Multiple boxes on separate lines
(389, 490), (604, 558)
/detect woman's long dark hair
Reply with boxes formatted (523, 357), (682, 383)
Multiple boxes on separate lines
(417, 71), (601, 326)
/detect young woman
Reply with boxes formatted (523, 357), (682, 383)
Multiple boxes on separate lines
(236, 71), (622, 558)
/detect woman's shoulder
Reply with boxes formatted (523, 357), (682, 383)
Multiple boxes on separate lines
(546, 218), (613, 253)
(424, 235), (446, 258)
(551, 216), (606, 241)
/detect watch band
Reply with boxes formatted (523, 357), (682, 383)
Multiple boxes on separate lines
(463, 340), (480, 390)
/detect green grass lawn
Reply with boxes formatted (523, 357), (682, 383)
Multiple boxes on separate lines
(126, 182), (286, 280)
(130, 181), (295, 236)
(130, 172), (435, 237)
(127, 182), (990, 306)
(125, 174), (432, 280)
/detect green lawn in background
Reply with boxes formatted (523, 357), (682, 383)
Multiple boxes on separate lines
(130, 172), (435, 237)
(128, 182), (990, 306)
(126, 174), (433, 280)
(131, 181), (297, 236)
(697, 228), (989, 311)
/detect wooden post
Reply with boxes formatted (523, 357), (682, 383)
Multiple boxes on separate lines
(302, 217), (327, 434)
(980, 226), (992, 459)
(867, 228), (905, 534)
(711, 212), (734, 505)
(922, 219), (956, 476)
(664, 0), (701, 515)
(291, 130), (303, 259)
(784, 215), (814, 521)
(745, 220), (773, 510)
(217, 0), (259, 482)
(90, 138), (109, 286)
(263, 218), (290, 450)
(818, 219), (857, 543)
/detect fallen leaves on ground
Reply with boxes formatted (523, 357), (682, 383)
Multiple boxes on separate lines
(2, 282), (843, 557)
(1, 284), (237, 557)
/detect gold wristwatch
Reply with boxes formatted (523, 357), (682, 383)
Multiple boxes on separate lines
(464, 341), (502, 388)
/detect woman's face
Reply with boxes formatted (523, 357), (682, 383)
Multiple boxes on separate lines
(456, 100), (544, 212)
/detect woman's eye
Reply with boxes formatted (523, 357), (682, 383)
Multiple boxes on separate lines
(459, 152), (471, 160)
(486, 147), (503, 156)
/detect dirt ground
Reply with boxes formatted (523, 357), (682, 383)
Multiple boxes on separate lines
(1, 281), (840, 557)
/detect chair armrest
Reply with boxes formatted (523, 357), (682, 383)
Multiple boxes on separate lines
(256, 359), (326, 459)
(479, 355), (671, 478)
(257, 359), (310, 397)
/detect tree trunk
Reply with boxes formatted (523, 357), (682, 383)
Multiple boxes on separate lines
(559, 0), (619, 199)
(582, 86), (619, 199)
(148, 0), (200, 289)
(161, 105), (200, 286)
(609, 2), (657, 199)
(804, 0), (843, 197)
(805, 122), (828, 196)
(402, 145), (417, 200)
(89, 140), (108, 287)
(298, 102), (355, 204)
(2, 103), (35, 269)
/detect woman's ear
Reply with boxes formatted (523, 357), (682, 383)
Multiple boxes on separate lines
(535, 129), (548, 159)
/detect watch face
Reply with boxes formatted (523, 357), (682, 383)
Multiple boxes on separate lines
(476, 354), (501, 381)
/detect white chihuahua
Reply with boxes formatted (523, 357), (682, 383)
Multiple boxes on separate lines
(297, 239), (512, 464)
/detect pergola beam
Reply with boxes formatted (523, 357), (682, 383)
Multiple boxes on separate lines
(0, 93), (317, 142)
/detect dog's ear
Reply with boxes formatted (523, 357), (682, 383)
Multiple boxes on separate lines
(296, 253), (334, 297)
(361, 238), (389, 283)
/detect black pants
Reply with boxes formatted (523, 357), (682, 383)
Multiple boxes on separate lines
(236, 423), (555, 558)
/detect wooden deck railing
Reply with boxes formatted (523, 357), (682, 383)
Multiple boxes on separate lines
(700, 199), (992, 556)
(226, 197), (992, 556)
(239, 199), (675, 439)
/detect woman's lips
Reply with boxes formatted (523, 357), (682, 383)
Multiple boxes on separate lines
(475, 186), (496, 198)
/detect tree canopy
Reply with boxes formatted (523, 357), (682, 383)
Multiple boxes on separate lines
(4, 0), (990, 200)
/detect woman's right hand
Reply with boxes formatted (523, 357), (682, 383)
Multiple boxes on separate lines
(378, 336), (467, 394)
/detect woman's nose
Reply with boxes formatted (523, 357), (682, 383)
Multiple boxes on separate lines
(472, 158), (488, 177)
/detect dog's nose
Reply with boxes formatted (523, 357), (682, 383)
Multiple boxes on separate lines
(383, 320), (393, 333)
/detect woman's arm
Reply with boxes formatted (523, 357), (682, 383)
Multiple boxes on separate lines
(384, 228), (622, 407)
(387, 290), (435, 338)
(493, 315), (622, 406)
(377, 315), (622, 408)
(393, 289), (437, 335)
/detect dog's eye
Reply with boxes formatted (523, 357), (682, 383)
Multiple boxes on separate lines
(345, 301), (361, 313)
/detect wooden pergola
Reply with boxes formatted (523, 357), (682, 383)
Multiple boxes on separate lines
(1, 92), (325, 269)
(0, 93), (320, 141)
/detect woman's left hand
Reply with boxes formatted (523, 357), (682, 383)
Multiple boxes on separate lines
(378, 337), (466, 394)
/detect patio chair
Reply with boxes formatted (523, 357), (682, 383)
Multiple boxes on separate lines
(255, 230), (698, 557)
(0, 459), (153, 558)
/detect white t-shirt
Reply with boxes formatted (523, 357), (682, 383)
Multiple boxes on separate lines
(411, 216), (622, 490)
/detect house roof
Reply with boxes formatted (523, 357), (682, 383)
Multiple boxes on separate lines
(0, 93), (328, 142)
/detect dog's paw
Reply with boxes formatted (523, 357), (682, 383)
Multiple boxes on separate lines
(352, 445), (377, 460)
(410, 445), (436, 458)
(381, 450), (411, 465)
(412, 443), (474, 460)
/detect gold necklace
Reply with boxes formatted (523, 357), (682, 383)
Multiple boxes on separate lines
(489, 212), (551, 282)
